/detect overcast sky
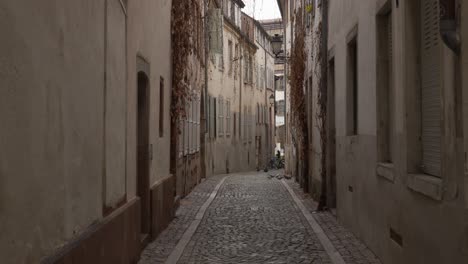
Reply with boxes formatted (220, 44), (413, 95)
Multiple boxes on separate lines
(243, 0), (281, 20)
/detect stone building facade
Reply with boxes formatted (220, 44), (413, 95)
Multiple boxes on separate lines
(170, 0), (205, 202)
(204, 0), (275, 176)
(0, 1), (177, 263)
(327, 0), (468, 263)
(277, 0), (468, 263)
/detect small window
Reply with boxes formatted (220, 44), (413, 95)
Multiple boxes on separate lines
(226, 100), (231, 136)
(233, 112), (237, 137)
(347, 34), (358, 135)
(228, 40), (233, 76)
(234, 43), (239, 78)
(159, 77), (164, 137)
(218, 96), (224, 137)
(212, 97), (217, 139)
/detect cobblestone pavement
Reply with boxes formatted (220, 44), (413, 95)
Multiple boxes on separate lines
(139, 175), (226, 264)
(284, 178), (381, 264)
(139, 171), (381, 264)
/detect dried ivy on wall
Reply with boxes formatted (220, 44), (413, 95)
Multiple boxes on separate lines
(171, 0), (200, 129)
(289, 8), (309, 188)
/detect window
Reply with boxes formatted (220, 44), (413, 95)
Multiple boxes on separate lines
(233, 112), (237, 137)
(230, 0), (235, 21)
(234, 43), (239, 78)
(346, 33), (358, 135)
(191, 100), (195, 153)
(242, 106), (248, 141)
(249, 56), (253, 84)
(218, 96), (224, 136)
(228, 40), (233, 76)
(178, 118), (184, 157)
(257, 104), (260, 124)
(211, 97), (217, 139)
(244, 52), (248, 83)
(226, 100), (231, 136)
(208, 95), (212, 139)
(219, 54), (224, 71)
(249, 106), (252, 142)
(159, 77), (164, 137)
(377, 7), (393, 163)
(185, 102), (190, 155)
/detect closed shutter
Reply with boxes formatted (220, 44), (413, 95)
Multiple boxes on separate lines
(421, 0), (441, 177)
(209, 9), (223, 54)
(213, 97), (217, 138)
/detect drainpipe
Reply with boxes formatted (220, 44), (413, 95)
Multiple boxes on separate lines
(265, 45), (268, 170)
(439, 0), (460, 55)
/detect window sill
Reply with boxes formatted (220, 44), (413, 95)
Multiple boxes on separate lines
(407, 173), (443, 201)
(376, 162), (395, 183)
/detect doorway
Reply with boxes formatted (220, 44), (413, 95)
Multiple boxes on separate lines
(327, 58), (337, 209)
(137, 71), (151, 241)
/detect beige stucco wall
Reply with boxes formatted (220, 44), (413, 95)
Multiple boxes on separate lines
(462, 0), (468, 209)
(0, 1), (105, 263)
(126, 0), (173, 197)
(0, 1), (174, 263)
(206, 23), (249, 175)
(329, 0), (468, 263)
(105, 0), (127, 208)
(206, 14), (275, 176)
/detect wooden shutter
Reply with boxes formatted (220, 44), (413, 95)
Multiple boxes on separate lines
(420, 0), (441, 177)
(209, 9), (223, 54)
(213, 97), (217, 138)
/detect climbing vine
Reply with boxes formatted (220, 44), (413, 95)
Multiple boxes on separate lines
(171, 0), (200, 128)
(314, 19), (328, 210)
(289, 8), (309, 190)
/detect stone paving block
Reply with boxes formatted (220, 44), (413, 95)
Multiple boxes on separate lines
(139, 171), (382, 264)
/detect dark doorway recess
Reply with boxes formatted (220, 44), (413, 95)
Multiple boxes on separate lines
(137, 71), (151, 243)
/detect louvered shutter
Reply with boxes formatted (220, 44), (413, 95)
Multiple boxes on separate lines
(209, 9), (223, 54)
(213, 97), (217, 138)
(421, 0), (441, 177)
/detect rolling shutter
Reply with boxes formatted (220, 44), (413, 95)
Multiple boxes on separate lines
(421, 0), (441, 177)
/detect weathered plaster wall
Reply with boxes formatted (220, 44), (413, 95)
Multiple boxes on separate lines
(329, 0), (468, 263)
(126, 0), (173, 197)
(105, 0), (127, 208)
(206, 20), (259, 176)
(0, 0), (175, 262)
(0, 1), (105, 262)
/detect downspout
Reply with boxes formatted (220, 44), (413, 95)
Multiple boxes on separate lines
(439, 0), (460, 55)
(265, 45), (269, 170)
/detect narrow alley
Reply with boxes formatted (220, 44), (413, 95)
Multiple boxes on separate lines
(1, 0), (468, 264)
(139, 171), (380, 264)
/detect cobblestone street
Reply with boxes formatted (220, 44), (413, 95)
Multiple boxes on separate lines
(139, 171), (381, 264)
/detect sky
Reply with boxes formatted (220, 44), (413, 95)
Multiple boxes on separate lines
(243, 0), (281, 20)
